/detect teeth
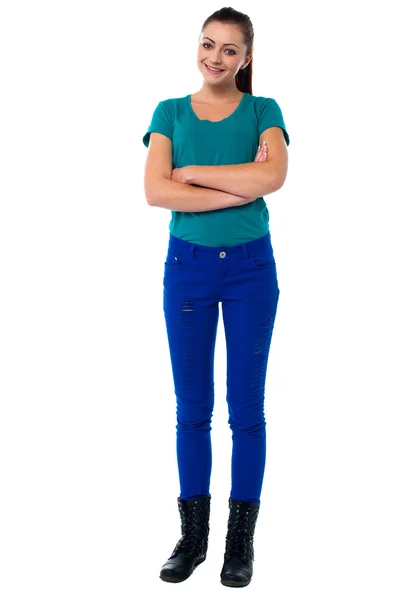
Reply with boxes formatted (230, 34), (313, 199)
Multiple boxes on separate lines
(206, 64), (223, 72)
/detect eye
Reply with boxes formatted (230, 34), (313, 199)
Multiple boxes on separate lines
(202, 43), (235, 56)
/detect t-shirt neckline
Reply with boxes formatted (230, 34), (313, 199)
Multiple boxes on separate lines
(187, 92), (248, 124)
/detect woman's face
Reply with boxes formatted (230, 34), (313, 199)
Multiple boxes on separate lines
(197, 22), (251, 86)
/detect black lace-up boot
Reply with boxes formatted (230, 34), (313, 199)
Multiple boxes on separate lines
(220, 497), (261, 587)
(159, 495), (211, 583)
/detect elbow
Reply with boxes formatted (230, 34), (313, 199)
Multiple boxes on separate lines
(277, 161), (289, 189)
(145, 178), (170, 207)
(273, 176), (286, 192)
(271, 168), (288, 193)
(145, 186), (161, 207)
(258, 178), (282, 197)
(257, 168), (287, 198)
(146, 194), (157, 207)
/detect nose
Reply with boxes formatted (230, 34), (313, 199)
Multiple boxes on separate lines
(208, 50), (223, 64)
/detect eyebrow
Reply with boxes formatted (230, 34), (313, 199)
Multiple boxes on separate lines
(202, 36), (240, 49)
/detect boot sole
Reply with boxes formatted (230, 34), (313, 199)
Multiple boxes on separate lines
(221, 577), (251, 587)
(159, 556), (206, 583)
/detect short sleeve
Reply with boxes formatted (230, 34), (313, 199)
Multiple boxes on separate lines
(258, 98), (290, 146)
(142, 101), (173, 148)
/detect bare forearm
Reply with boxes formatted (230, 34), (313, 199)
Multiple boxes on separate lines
(186, 162), (281, 199)
(149, 179), (254, 212)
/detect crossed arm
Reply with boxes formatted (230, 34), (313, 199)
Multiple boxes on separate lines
(172, 127), (288, 199)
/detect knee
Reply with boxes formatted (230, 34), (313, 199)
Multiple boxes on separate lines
(228, 415), (266, 435)
(176, 396), (213, 431)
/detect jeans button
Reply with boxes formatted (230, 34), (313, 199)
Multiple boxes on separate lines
(219, 251), (226, 258)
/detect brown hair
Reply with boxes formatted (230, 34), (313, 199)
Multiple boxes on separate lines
(200, 7), (254, 95)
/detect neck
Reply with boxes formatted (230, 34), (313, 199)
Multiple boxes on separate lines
(196, 83), (243, 102)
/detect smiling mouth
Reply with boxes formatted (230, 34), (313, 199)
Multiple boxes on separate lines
(205, 63), (225, 73)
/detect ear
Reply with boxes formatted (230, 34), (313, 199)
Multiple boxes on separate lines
(241, 55), (252, 69)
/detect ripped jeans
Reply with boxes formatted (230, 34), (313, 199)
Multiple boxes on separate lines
(163, 231), (280, 503)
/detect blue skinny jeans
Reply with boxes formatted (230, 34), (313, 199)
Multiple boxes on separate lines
(163, 231), (280, 503)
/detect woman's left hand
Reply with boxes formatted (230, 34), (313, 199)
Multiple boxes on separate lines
(171, 167), (189, 184)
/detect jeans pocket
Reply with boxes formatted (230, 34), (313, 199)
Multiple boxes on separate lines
(250, 255), (276, 269)
(164, 251), (182, 267)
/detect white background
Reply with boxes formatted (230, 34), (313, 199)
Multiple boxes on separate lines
(1, 1), (398, 598)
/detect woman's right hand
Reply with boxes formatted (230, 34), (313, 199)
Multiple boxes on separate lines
(239, 143), (269, 203)
(254, 142), (268, 162)
(225, 143), (269, 207)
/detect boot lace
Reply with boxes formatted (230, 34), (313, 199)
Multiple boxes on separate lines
(171, 499), (209, 558)
(224, 504), (257, 564)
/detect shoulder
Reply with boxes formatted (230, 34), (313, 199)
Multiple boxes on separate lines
(250, 96), (287, 122)
(153, 96), (187, 119)
(252, 95), (289, 144)
(249, 95), (280, 109)
(157, 95), (187, 109)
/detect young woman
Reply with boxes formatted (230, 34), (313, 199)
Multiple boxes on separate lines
(142, 7), (290, 588)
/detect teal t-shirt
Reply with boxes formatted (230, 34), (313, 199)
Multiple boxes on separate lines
(142, 93), (290, 247)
